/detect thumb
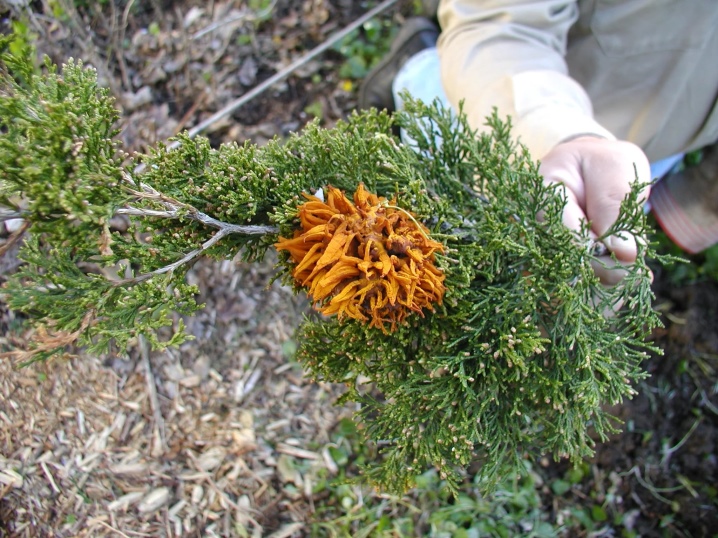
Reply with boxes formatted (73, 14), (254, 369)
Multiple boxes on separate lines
(582, 144), (651, 263)
(601, 232), (637, 263)
(585, 178), (651, 263)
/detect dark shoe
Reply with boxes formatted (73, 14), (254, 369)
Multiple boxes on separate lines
(358, 17), (439, 113)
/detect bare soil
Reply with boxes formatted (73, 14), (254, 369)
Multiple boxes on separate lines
(1, 1), (717, 537)
(565, 274), (718, 537)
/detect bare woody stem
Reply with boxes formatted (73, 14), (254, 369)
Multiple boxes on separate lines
(114, 227), (230, 286)
(115, 206), (277, 235)
(113, 172), (279, 285)
(0, 172), (278, 287)
(120, 171), (278, 235)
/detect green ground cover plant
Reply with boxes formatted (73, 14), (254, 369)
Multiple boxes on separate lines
(334, 18), (397, 81)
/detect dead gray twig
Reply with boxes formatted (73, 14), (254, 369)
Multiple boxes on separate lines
(112, 174), (277, 285)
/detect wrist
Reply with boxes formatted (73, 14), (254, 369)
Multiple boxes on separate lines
(558, 133), (608, 145)
(511, 106), (616, 160)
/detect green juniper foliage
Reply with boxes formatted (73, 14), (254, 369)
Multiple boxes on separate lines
(0, 37), (661, 492)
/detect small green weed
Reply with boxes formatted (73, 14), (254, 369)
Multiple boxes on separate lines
(148, 21), (161, 37)
(72, 0), (109, 8)
(334, 19), (396, 81)
(311, 420), (592, 538)
(650, 227), (718, 285)
(312, 461), (564, 537)
(304, 100), (324, 121)
(650, 148), (718, 285)
(248, 0), (275, 25)
(6, 20), (37, 62)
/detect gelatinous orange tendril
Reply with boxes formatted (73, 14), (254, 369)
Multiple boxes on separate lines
(275, 184), (446, 332)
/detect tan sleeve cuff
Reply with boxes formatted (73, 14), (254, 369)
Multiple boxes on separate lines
(505, 70), (616, 159)
(511, 104), (616, 160)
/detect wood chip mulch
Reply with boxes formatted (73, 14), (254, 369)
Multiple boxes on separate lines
(1, 254), (353, 537)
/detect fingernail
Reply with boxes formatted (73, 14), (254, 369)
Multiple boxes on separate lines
(602, 234), (636, 262)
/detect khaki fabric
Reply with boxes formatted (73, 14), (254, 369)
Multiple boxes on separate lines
(437, 0), (718, 162)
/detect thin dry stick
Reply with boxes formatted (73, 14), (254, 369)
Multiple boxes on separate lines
(39, 461), (60, 494)
(169, 0), (399, 148)
(117, 0), (136, 91)
(88, 519), (135, 538)
(0, 483), (13, 502)
(139, 335), (167, 457)
(110, 0), (130, 92)
(0, 219), (30, 257)
(173, 91), (208, 136)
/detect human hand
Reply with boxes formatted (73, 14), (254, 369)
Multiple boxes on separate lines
(538, 136), (651, 285)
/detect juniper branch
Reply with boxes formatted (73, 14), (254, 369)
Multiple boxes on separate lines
(0, 37), (663, 495)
